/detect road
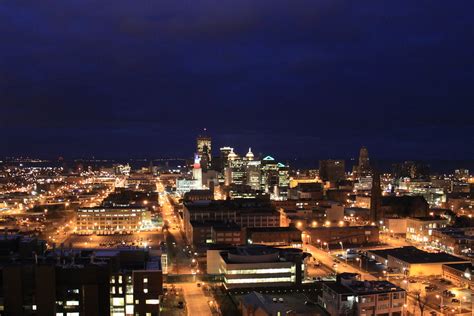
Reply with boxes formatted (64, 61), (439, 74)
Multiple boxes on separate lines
(305, 243), (377, 281)
(181, 283), (213, 316)
(157, 180), (194, 275)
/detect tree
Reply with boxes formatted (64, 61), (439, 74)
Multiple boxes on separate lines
(413, 290), (426, 316)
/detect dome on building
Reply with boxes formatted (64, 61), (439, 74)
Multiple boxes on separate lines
(228, 148), (238, 161)
(245, 148), (254, 160)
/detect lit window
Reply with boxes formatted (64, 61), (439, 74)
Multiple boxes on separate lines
(112, 297), (124, 306)
(66, 301), (79, 306)
(118, 275), (123, 284)
(143, 288), (148, 293)
(143, 277), (148, 283)
(126, 294), (133, 304)
(32, 305), (37, 311)
(119, 287), (123, 294)
(146, 299), (160, 305)
(110, 276), (115, 284)
(125, 305), (134, 314)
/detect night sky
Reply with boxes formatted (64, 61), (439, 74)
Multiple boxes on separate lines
(1, 0), (473, 161)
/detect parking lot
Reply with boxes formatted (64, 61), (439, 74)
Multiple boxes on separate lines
(339, 252), (472, 315)
(64, 231), (164, 249)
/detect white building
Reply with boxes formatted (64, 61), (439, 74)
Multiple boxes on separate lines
(207, 245), (307, 289)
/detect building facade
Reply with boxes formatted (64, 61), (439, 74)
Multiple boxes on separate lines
(75, 207), (152, 235)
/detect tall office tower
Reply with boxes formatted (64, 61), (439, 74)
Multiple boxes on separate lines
(370, 168), (382, 224)
(228, 150), (247, 185)
(319, 159), (345, 182)
(192, 154), (203, 187)
(260, 156), (279, 192)
(246, 160), (262, 190)
(357, 146), (371, 176)
(196, 131), (212, 170)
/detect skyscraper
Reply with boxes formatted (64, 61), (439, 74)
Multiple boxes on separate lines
(370, 168), (382, 224)
(357, 146), (371, 176)
(196, 130), (212, 170)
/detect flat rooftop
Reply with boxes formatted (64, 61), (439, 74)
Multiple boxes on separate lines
(326, 280), (403, 295)
(369, 246), (468, 264)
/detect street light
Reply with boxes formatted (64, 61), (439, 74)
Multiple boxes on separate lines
(339, 241), (347, 263)
(435, 294), (443, 310)
(355, 257), (362, 269)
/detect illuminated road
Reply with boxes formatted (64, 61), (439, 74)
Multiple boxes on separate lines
(181, 283), (212, 316)
(157, 180), (193, 275)
(305, 243), (377, 281)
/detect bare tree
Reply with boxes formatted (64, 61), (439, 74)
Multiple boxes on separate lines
(413, 290), (426, 316)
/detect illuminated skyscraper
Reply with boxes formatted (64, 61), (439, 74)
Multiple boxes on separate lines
(196, 130), (212, 170)
(192, 153), (203, 187)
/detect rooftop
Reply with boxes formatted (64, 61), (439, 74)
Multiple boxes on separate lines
(368, 246), (468, 264)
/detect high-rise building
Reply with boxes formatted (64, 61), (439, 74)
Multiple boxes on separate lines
(370, 168), (382, 224)
(196, 131), (212, 170)
(192, 153), (203, 186)
(319, 160), (345, 183)
(246, 160), (261, 190)
(357, 146), (371, 177)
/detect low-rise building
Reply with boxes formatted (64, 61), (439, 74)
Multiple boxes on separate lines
(430, 227), (474, 256)
(384, 218), (407, 235)
(244, 226), (302, 247)
(75, 207), (152, 235)
(183, 189), (214, 202)
(207, 245), (308, 289)
(406, 216), (448, 242)
(319, 273), (406, 316)
(188, 221), (242, 247)
(442, 263), (473, 289)
(304, 225), (379, 246)
(183, 199), (281, 243)
(240, 291), (326, 316)
(367, 246), (469, 276)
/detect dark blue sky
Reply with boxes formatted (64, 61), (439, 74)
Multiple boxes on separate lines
(1, 0), (473, 161)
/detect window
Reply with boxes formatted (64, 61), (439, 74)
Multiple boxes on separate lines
(146, 299), (160, 305)
(143, 288), (148, 293)
(143, 277), (148, 283)
(112, 297), (124, 306)
(118, 275), (123, 284)
(66, 301), (79, 306)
